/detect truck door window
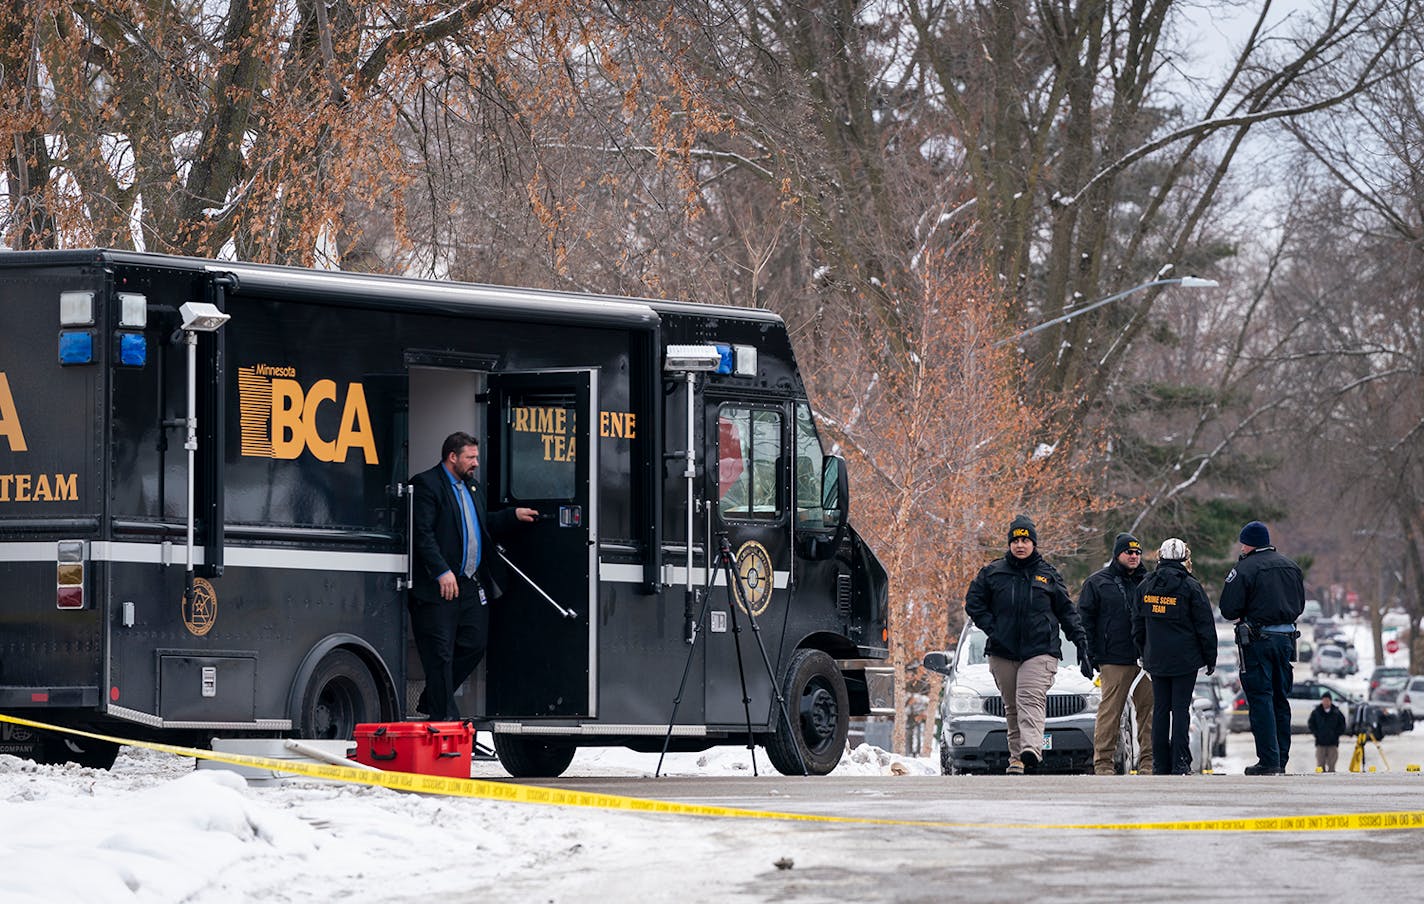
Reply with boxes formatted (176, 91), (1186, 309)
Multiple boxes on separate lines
(794, 402), (826, 528)
(505, 391), (578, 500)
(717, 405), (781, 518)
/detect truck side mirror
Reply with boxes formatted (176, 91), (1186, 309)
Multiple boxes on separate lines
(797, 455), (849, 561)
(822, 455), (848, 528)
(808, 458), (848, 558)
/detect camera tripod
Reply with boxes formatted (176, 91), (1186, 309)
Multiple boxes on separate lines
(656, 533), (807, 777)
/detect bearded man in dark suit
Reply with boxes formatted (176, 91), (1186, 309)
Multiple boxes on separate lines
(409, 431), (538, 720)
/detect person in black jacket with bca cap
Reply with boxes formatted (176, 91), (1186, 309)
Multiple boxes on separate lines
(1079, 532), (1153, 775)
(1132, 538), (1216, 774)
(965, 515), (1089, 774)
(1219, 520), (1306, 775)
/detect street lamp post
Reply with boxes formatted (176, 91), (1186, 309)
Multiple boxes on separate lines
(997, 275), (1219, 347)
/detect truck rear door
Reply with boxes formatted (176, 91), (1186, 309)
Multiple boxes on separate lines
(0, 272), (106, 709)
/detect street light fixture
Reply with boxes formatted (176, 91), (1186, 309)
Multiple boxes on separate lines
(997, 275), (1219, 346)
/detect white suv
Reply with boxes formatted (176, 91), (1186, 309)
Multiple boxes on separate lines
(923, 624), (1100, 774)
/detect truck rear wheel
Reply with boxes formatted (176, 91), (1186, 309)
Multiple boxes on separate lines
(765, 649), (848, 776)
(29, 730), (120, 770)
(493, 734), (576, 777)
(298, 649), (381, 739)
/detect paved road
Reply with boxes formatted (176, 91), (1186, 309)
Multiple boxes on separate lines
(477, 728), (1424, 903)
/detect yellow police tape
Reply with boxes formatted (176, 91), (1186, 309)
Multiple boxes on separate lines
(3, 712), (1423, 833)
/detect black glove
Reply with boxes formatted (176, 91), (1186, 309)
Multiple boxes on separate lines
(1205, 664), (1215, 676)
(1078, 648), (1094, 680)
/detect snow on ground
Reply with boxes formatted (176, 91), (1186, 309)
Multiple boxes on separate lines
(0, 618), (1404, 903)
(0, 742), (933, 904)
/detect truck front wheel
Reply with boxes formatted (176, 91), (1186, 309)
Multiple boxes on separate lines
(765, 649), (849, 776)
(493, 734), (576, 778)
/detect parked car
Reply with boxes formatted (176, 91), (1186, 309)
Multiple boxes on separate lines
(1214, 637), (1242, 690)
(1301, 600), (1323, 624)
(1368, 665), (1410, 697)
(1311, 644), (1351, 678)
(924, 624), (1099, 775)
(1397, 676), (1424, 721)
(1287, 679), (1364, 733)
(1193, 674), (1228, 758)
(1366, 678), (1415, 734)
(1228, 685), (1251, 732)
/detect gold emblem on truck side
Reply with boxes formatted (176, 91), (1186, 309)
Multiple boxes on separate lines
(734, 540), (775, 617)
(183, 578), (218, 636)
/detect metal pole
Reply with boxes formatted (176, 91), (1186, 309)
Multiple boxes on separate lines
(683, 371), (697, 644)
(184, 329), (198, 590)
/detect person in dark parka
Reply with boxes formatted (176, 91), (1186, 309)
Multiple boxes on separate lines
(1132, 538), (1217, 775)
(965, 515), (1089, 774)
(1307, 691), (1349, 773)
(1078, 532), (1153, 775)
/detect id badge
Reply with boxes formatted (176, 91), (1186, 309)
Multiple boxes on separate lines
(477, 583), (488, 606)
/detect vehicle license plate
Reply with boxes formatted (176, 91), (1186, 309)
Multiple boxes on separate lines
(1042, 733), (1053, 750)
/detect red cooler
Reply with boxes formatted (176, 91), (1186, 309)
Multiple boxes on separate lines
(351, 721), (473, 778)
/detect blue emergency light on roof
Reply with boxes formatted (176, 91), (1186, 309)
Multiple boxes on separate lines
(713, 343), (734, 375)
(59, 330), (95, 365)
(117, 332), (147, 367)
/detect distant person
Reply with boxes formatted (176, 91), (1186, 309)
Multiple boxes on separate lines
(409, 431), (539, 721)
(1078, 532), (1153, 775)
(965, 515), (1090, 775)
(1132, 538), (1216, 774)
(1307, 691), (1348, 772)
(1219, 520), (1306, 775)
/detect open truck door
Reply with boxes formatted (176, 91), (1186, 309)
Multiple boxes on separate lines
(483, 371), (597, 720)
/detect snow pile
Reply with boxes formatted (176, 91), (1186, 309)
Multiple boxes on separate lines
(0, 741), (933, 903)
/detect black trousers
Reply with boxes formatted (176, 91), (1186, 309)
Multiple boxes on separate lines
(1241, 633), (1294, 770)
(1150, 672), (1196, 775)
(408, 575), (490, 721)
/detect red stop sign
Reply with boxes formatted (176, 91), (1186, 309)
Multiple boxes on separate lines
(1386, 639), (1401, 655)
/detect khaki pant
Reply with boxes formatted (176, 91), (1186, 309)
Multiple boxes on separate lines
(988, 654), (1059, 761)
(1315, 744), (1339, 773)
(1094, 663), (1154, 775)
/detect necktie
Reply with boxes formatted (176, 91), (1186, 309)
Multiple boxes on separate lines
(456, 483), (479, 578)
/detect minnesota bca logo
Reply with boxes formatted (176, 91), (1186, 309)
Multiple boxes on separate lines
(238, 365), (379, 464)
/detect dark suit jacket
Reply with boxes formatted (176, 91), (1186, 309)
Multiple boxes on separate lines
(410, 463), (516, 604)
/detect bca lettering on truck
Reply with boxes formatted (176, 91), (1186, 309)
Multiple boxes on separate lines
(0, 249), (889, 776)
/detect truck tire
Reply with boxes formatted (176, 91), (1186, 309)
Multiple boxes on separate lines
(493, 734), (576, 778)
(34, 731), (120, 770)
(765, 649), (848, 776)
(297, 649), (381, 739)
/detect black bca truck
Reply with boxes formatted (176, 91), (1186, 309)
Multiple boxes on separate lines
(0, 249), (888, 775)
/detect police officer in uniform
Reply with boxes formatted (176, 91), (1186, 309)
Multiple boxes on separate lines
(1078, 532), (1153, 775)
(1218, 521), (1305, 775)
(965, 515), (1090, 774)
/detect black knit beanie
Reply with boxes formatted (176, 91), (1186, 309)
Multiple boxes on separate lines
(1112, 533), (1142, 557)
(1008, 515), (1037, 546)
